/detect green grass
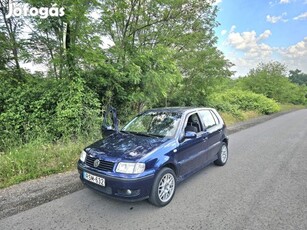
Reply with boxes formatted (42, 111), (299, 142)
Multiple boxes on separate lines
(0, 138), (95, 189)
(279, 103), (306, 112)
(0, 104), (305, 189)
(221, 110), (261, 126)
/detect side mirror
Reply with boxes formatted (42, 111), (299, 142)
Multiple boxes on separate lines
(184, 131), (197, 139)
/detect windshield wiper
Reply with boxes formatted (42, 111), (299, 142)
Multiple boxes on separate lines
(124, 131), (164, 138)
(120, 130), (131, 134)
(146, 133), (165, 138)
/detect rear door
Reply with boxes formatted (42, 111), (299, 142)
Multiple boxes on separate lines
(198, 110), (223, 161)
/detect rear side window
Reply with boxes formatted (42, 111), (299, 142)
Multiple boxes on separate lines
(198, 110), (216, 129)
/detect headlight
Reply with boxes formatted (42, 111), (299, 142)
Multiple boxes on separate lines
(80, 150), (87, 162)
(116, 162), (145, 174)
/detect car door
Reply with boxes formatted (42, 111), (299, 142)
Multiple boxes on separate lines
(175, 113), (210, 178)
(198, 110), (223, 161)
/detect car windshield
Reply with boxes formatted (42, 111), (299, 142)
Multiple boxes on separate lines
(122, 111), (182, 138)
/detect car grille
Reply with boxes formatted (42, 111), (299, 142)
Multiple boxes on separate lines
(85, 155), (115, 172)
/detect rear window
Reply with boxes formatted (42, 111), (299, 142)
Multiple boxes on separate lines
(198, 110), (216, 129)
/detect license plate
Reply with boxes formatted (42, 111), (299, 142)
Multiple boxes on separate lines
(83, 172), (105, 187)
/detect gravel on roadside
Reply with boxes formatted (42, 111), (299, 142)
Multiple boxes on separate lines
(0, 109), (300, 220)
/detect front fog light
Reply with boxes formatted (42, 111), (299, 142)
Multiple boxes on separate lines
(80, 150), (87, 162)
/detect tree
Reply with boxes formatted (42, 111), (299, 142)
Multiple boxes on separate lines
(25, 0), (103, 78)
(96, 0), (231, 110)
(289, 69), (307, 86)
(0, 0), (25, 78)
(0, 31), (9, 69)
(237, 62), (306, 104)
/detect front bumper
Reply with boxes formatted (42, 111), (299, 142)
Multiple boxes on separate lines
(78, 162), (155, 201)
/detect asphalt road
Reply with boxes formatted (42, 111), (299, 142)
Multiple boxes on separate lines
(1, 110), (307, 230)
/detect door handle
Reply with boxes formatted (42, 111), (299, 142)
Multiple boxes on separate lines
(218, 129), (222, 133)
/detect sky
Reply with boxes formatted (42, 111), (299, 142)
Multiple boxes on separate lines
(215, 0), (307, 77)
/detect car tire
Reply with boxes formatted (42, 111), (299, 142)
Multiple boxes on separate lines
(149, 167), (176, 207)
(214, 142), (228, 166)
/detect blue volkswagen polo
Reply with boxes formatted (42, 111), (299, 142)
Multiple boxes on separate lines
(77, 107), (229, 206)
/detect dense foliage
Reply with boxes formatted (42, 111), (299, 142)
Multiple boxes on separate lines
(208, 89), (280, 117)
(237, 62), (307, 105)
(289, 69), (307, 86)
(0, 73), (100, 150)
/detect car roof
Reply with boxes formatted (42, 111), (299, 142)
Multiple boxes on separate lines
(143, 107), (214, 114)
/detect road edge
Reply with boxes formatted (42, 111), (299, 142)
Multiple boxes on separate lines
(0, 109), (301, 220)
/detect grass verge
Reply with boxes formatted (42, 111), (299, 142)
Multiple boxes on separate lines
(221, 104), (306, 126)
(0, 137), (96, 189)
(279, 103), (306, 111)
(221, 110), (261, 126)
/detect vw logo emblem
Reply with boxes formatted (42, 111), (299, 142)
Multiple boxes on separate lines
(93, 159), (100, 168)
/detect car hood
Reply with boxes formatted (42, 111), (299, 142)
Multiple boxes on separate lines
(86, 132), (169, 160)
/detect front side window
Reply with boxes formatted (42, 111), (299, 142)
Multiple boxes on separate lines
(198, 110), (216, 129)
(122, 112), (182, 138)
(184, 113), (202, 133)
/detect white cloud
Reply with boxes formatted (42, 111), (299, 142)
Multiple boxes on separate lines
(221, 30), (227, 36)
(227, 31), (255, 50)
(224, 28), (275, 76)
(293, 12), (307, 20)
(227, 28), (272, 55)
(267, 15), (282, 23)
(230, 25), (236, 33)
(278, 38), (307, 73)
(270, 0), (292, 7)
(259, 30), (272, 40)
(280, 37), (307, 58)
(219, 26), (307, 77)
(279, 0), (290, 4)
(266, 13), (288, 23)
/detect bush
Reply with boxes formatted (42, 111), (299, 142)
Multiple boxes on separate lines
(0, 74), (101, 150)
(208, 90), (280, 116)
